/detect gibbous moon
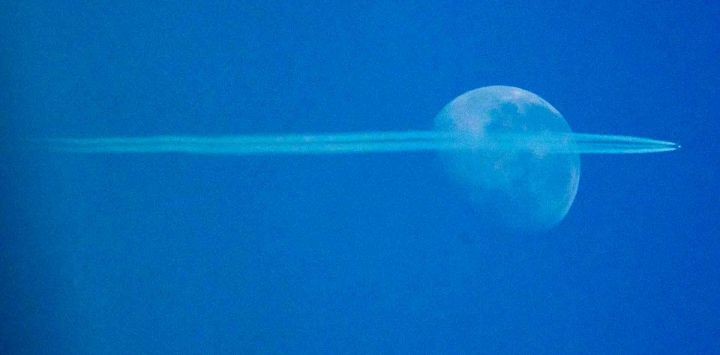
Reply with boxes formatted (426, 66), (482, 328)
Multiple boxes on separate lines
(434, 86), (581, 233)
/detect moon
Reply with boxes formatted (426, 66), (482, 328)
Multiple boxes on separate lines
(434, 86), (581, 233)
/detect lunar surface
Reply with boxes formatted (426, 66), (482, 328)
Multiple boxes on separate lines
(434, 86), (581, 233)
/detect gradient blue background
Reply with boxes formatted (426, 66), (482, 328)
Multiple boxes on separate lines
(2, 1), (718, 353)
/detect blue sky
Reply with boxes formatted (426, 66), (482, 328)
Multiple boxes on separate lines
(2, 1), (719, 353)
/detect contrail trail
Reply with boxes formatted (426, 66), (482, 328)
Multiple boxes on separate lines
(36, 131), (680, 155)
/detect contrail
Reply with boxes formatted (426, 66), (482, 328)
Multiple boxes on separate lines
(36, 131), (680, 155)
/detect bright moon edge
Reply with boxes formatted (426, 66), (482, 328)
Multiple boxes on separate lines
(35, 131), (680, 155)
